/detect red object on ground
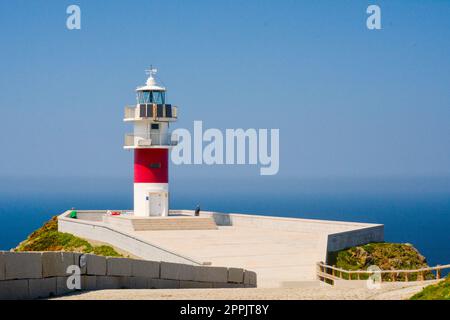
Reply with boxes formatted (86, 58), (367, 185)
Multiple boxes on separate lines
(134, 148), (169, 183)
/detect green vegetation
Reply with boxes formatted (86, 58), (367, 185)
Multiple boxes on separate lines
(328, 242), (432, 281)
(15, 216), (122, 257)
(411, 276), (450, 300)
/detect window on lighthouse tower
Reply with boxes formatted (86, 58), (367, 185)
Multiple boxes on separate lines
(137, 91), (166, 104)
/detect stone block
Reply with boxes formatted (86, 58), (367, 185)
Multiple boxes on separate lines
(227, 268), (244, 283)
(4, 252), (42, 280)
(180, 281), (213, 289)
(81, 275), (97, 291)
(148, 278), (180, 289)
(131, 259), (160, 278)
(0, 252), (5, 281)
(243, 270), (257, 286)
(86, 254), (106, 276)
(42, 252), (75, 277)
(193, 266), (228, 283)
(160, 262), (195, 281)
(29, 277), (57, 299)
(0, 279), (29, 300)
(117, 276), (133, 289)
(117, 276), (131, 289)
(128, 276), (150, 289)
(56, 277), (77, 296)
(73, 253), (87, 274)
(107, 257), (132, 276)
(96, 276), (122, 290)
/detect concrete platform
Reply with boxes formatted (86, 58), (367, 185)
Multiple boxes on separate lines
(58, 210), (384, 288)
(134, 226), (325, 288)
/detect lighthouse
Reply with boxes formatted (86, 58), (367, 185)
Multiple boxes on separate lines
(124, 68), (178, 217)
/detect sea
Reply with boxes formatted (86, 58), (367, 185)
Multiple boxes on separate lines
(0, 176), (449, 268)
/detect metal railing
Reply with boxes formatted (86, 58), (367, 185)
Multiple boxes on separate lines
(316, 261), (450, 285)
(124, 106), (137, 119)
(124, 133), (178, 148)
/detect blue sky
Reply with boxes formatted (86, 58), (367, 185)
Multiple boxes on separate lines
(0, 0), (449, 184)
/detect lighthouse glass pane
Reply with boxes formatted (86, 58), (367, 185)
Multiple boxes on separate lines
(151, 91), (165, 104)
(137, 91), (152, 104)
(137, 91), (165, 104)
(143, 92), (151, 103)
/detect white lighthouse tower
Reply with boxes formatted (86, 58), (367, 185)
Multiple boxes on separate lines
(124, 68), (178, 217)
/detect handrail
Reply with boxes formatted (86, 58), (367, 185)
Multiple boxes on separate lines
(124, 133), (178, 147)
(316, 261), (450, 284)
(318, 262), (450, 274)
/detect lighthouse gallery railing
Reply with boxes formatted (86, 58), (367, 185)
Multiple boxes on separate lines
(124, 133), (178, 148)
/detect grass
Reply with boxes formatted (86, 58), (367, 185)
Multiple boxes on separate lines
(328, 242), (433, 281)
(329, 243), (449, 300)
(15, 216), (122, 257)
(410, 276), (450, 300)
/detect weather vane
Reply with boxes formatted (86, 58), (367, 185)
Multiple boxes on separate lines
(145, 65), (158, 79)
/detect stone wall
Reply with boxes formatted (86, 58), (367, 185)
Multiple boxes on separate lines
(0, 251), (257, 300)
(58, 213), (205, 265)
(196, 210), (383, 234)
(326, 226), (385, 253)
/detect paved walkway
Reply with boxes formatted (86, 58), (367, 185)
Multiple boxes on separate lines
(135, 226), (327, 288)
(53, 282), (433, 300)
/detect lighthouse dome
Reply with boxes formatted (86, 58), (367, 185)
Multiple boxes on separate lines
(136, 67), (166, 92)
(136, 81), (166, 92)
(135, 67), (167, 105)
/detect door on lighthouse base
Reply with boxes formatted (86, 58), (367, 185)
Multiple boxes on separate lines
(148, 192), (162, 216)
(147, 192), (164, 216)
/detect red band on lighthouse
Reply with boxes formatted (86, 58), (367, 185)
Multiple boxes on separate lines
(134, 148), (169, 183)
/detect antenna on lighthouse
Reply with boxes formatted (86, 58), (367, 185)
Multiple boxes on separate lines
(145, 66), (158, 86)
